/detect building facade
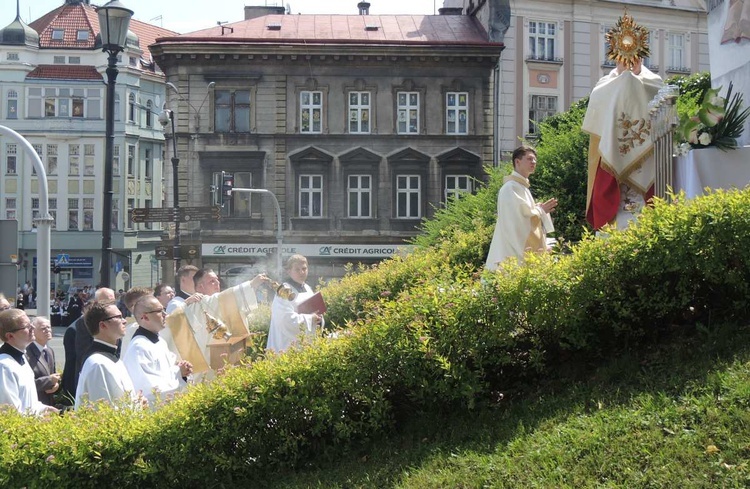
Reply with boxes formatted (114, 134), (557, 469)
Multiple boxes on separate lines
(0, 0), (177, 296)
(150, 6), (503, 284)
(460, 0), (709, 156)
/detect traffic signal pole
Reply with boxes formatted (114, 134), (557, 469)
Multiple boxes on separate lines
(231, 188), (283, 279)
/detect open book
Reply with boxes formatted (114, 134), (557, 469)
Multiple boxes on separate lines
(296, 291), (326, 315)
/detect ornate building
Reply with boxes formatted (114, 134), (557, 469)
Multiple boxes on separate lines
(0, 0), (176, 293)
(455, 0), (709, 157)
(150, 4), (503, 284)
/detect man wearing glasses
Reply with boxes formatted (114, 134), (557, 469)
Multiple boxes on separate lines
(75, 301), (139, 409)
(0, 309), (59, 414)
(123, 295), (192, 405)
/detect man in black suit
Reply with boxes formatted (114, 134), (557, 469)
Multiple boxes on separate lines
(25, 316), (60, 406)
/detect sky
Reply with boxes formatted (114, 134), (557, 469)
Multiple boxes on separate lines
(2, 0), (444, 35)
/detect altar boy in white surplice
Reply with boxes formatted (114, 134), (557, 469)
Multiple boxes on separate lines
(123, 295), (192, 405)
(485, 145), (557, 271)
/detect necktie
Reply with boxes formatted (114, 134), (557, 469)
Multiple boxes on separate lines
(42, 347), (51, 367)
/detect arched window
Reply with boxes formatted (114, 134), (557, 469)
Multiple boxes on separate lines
(7, 90), (18, 119)
(128, 93), (135, 122)
(146, 100), (153, 127)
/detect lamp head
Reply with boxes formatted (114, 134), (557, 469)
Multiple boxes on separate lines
(158, 110), (171, 127)
(96, 0), (134, 54)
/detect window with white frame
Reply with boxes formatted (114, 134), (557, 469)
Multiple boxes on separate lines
(7, 90), (17, 119)
(27, 88), (93, 118)
(113, 145), (120, 176)
(49, 198), (57, 229)
(127, 198), (135, 229)
(83, 198), (94, 230)
(298, 174), (323, 217)
(445, 175), (472, 201)
(529, 21), (556, 60)
(397, 92), (419, 134)
(111, 198), (119, 230)
(528, 95), (557, 135)
(84, 144), (95, 175)
(300, 91), (323, 134)
(6, 52), (19, 61)
(396, 175), (421, 218)
(215, 90), (251, 133)
(144, 148), (152, 179)
(127, 145), (135, 176)
(446, 92), (469, 135)
(69, 144), (80, 176)
(31, 198), (39, 228)
(145, 100), (153, 127)
(347, 175), (371, 218)
(51, 29), (64, 41)
(5, 198), (16, 220)
(128, 93), (136, 122)
(668, 32), (686, 70)
(68, 56), (81, 65)
(143, 199), (152, 230)
(5, 143), (17, 175)
(68, 198), (79, 230)
(348, 91), (371, 134)
(47, 144), (58, 175)
(76, 30), (88, 41)
(53, 55), (65, 64)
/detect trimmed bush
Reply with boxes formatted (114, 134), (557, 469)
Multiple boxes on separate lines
(3, 189), (750, 486)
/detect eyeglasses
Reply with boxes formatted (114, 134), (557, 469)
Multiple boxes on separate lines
(103, 314), (124, 322)
(9, 324), (33, 333)
(144, 309), (166, 316)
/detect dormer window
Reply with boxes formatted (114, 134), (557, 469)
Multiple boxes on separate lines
(51, 29), (64, 41)
(77, 30), (89, 41)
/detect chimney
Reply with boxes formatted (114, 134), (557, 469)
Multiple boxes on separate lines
(244, 5), (286, 20)
(358, 2), (371, 15)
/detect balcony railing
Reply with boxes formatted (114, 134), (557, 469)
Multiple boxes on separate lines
(525, 54), (563, 64)
(666, 66), (691, 74)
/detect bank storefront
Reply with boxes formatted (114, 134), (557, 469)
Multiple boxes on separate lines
(200, 243), (415, 286)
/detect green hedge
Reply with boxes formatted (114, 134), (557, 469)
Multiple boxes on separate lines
(3, 189), (750, 486)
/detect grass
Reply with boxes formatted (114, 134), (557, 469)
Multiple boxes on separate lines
(259, 322), (750, 488)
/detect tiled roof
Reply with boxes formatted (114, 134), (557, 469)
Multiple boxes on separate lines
(161, 14), (492, 46)
(30, 3), (98, 49)
(129, 18), (177, 63)
(27, 65), (103, 81)
(29, 3), (177, 63)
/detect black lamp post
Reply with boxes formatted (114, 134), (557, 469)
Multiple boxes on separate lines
(97, 0), (133, 288)
(159, 109), (181, 270)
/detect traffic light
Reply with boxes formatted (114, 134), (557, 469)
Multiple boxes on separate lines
(220, 171), (234, 207)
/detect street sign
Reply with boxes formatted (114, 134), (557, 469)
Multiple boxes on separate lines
(154, 245), (174, 260)
(131, 207), (221, 223)
(180, 206), (222, 222)
(132, 207), (178, 223)
(180, 244), (200, 260)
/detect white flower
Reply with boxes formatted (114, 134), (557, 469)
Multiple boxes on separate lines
(698, 132), (712, 145)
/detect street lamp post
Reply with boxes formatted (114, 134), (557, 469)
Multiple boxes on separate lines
(161, 81), (215, 273)
(97, 0), (133, 288)
(159, 109), (181, 270)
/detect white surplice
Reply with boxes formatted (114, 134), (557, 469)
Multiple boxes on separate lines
(123, 329), (186, 404)
(485, 171), (554, 271)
